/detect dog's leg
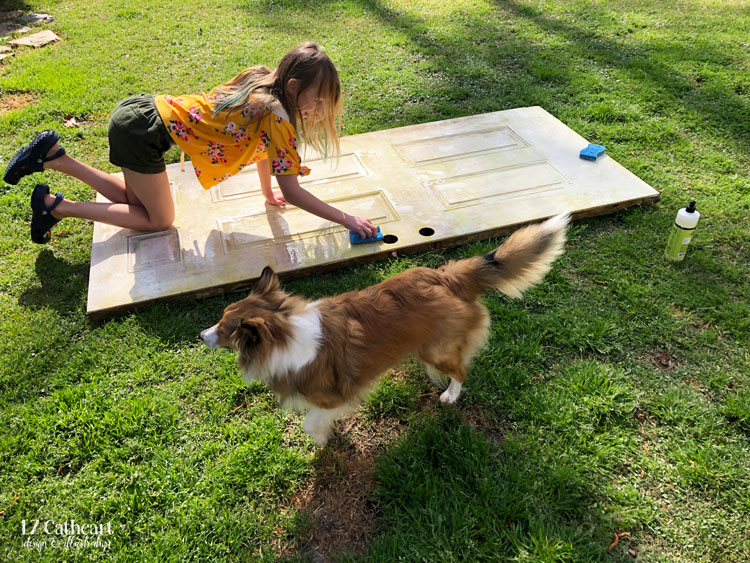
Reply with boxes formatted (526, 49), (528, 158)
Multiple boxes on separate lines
(424, 363), (450, 389)
(420, 304), (490, 404)
(302, 404), (353, 446)
(424, 363), (462, 402)
(440, 378), (463, 404)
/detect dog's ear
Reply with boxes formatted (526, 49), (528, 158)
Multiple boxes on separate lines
(254, 266), (280, 295)
(233, 317), (274, 349)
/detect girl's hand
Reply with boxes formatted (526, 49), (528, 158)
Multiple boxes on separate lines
(344, 215), (377, 239)
(264, 190), (287, 207)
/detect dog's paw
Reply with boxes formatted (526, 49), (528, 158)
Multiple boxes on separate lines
(304, 425), (330, 446)
(310, 432), (329, 447)
(439, 380), (462, 404)
(439, 390), (457, 404)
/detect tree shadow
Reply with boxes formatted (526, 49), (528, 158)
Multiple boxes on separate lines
(0, 2), (35, 15)
(497, 0), (749, 147)
(238, 0), (747, 147)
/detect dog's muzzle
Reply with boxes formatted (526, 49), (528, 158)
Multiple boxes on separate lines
(200, 324), (221, 349)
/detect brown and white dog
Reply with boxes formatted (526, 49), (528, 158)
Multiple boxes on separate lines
(201, 213), (569, 445)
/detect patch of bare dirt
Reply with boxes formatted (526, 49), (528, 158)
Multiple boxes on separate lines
(646, 348), (679, 372)
(283, 419), (395, 561)
(276, 369), (511, 561)
(282, 370), (437, 561)
(0, 91), (38, 115)
(460, 404), (510, 444)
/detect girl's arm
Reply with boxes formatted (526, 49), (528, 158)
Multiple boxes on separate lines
(275, 174), (377, 238)
(256, 158), (286, 206)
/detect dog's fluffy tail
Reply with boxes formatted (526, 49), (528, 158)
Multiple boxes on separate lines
(443, 213), (570, 299)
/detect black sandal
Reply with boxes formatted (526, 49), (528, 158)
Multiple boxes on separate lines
(4, 130), (66, 185)
(30, 184), (64, 244)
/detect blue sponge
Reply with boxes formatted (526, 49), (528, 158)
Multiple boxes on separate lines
(579, 143), (606, 161)
(350, 226), (383, 245)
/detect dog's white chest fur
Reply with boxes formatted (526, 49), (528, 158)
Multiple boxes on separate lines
(241, 302), (322, 383)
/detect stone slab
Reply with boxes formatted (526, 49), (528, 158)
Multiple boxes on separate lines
(0, 22), (31, 36)
(19, 14), (55, 24)
(87, 106), (659, 318)
(0, 11), (24, 21)
(9, 30), (59, 47)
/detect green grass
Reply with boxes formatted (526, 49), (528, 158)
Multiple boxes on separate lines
(2, 0), (749, 561)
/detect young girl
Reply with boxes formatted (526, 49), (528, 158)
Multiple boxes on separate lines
(4, 42), (377, 244)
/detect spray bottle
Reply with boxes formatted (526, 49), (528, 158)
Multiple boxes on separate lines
(665, 201), (700, 261)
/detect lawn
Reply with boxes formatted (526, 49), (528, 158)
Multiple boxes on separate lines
(1, 0), (749, 561)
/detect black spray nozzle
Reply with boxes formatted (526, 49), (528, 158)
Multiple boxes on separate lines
(686, 200), (696, 213)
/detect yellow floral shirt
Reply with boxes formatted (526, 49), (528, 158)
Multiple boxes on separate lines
(154, 93), (310, 190)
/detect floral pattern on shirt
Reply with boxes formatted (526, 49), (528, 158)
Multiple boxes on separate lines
(187, 106), (204, 123)
(271, 148), (294, 174)
(212, 173), (233, 184)
(154, 93), (310, 189)
(220, 121), (251, 145)
(166, 120), (198, 141)
(204, 141), (228, 165)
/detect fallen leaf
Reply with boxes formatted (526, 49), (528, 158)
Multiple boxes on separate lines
(64, 115), (79, 127)
(656, 349), (673, 368)
(608, 533), (619, 551)
(609, 531), (631, 552)
(643, 441), (650, 454)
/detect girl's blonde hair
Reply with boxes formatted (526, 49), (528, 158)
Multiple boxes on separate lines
(210, 42), (342, 161)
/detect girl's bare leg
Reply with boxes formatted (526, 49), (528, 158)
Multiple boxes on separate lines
(42, 144), (138, 204)
(45, 168), (174, 231)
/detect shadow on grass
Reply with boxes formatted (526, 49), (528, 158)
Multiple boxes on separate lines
(17, 249), (88, 315)
(369, 411), (627, 560)
(0, 1), (35, 13)
(499, 0), (750, 147)
(286, 433), (383, 561)
(240, 0), (747, 146)
(288, 409), (625, 561)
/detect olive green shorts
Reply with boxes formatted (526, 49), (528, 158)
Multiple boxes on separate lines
(108, 95), (174, 174)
